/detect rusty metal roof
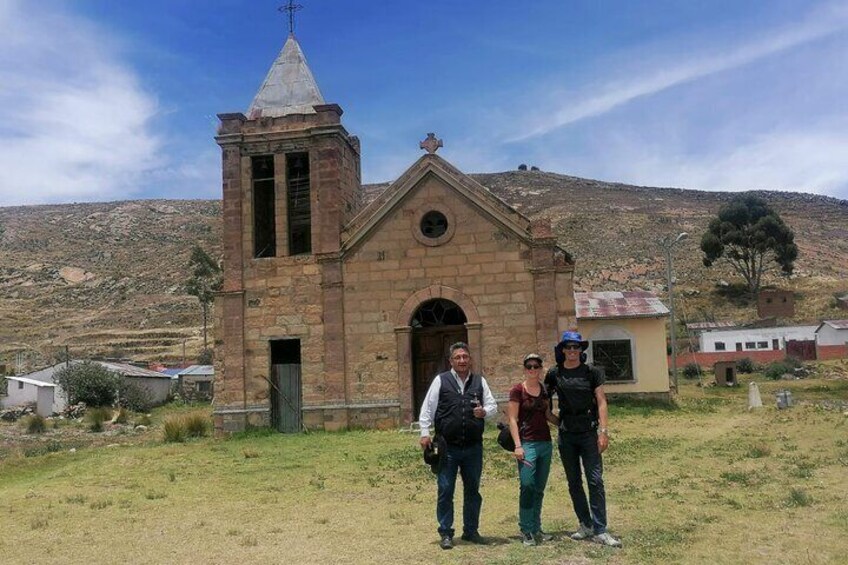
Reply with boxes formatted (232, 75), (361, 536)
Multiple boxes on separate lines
(575, 291), (669, 320)
(821, 320), (848, 330)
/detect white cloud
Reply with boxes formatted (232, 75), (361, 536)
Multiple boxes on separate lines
(0, 1), (162, 205)
(507, 3), (848, 142)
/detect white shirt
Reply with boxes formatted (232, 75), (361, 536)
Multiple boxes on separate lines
(418, 369), (498, 437)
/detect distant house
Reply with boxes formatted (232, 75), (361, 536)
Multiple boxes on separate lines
(757, 289), (795, 318)
(1, 360), (173, 414)
(816, 320), (848, 360)
(176, 365), (214, 401)
(3, 376), (59, 417)
(699, 326), (818, 354)
(685, 321), (738, 337)
(575, 291), (670, 398)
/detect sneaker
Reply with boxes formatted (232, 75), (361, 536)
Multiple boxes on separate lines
(460, 532), (489, 545)
(570, 524), (594, 541)
(439, 534), (453, 550)
(521, 532), (536, 546)
(535, 530), (554, 542)
(593, 532), (622, 547)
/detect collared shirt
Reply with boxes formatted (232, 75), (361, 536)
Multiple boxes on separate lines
(418, 369), (498, 437)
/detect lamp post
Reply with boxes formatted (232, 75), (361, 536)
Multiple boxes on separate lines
(661, 232), (688, 392)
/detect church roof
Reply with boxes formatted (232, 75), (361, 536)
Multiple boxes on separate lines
(247, 34), (325, 119)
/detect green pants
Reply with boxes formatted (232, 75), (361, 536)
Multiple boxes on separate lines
(518, 440), (553, 534)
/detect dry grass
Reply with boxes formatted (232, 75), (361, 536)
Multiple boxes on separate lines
(0, 373), (846, 564)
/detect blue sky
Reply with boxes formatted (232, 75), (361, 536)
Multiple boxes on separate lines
(1, 0), (847, 205)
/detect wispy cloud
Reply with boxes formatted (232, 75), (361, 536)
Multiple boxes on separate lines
(0, 1), (162, 205)
(508, 4), (848, 142)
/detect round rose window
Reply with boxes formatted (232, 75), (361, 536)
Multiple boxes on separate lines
(420, 211), (448, 239)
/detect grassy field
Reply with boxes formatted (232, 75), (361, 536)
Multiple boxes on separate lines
(1, 367), (847, 565)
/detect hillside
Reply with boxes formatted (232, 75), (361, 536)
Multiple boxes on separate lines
(1, 171), (846, 368)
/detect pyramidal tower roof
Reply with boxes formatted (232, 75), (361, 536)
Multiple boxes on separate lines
(247, 34), (325, 119)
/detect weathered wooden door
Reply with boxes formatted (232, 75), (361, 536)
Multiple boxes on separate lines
(412, 325), (467, 419)
(271, 364), (302, 433)
(786, 339), (816, 361)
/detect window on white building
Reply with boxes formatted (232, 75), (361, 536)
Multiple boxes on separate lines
(715, 342), (726, 351)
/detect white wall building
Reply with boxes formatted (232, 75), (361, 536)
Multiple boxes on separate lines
(815, 320), (848, 346)
(699, 326), (819, 353)
(3, 377), (60, 417)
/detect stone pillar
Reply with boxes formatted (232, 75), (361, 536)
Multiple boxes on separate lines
(395, 326), (413, 423)
(529, 219), (559, 354)
(320, 257), (346, 408)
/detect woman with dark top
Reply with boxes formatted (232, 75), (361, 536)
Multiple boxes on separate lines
(507, 353), (559, 546)
(544, 331), (621, 547)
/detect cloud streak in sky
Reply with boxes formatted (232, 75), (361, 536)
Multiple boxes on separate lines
(508, 4), (848, 142)
(0, 1), (162, 205)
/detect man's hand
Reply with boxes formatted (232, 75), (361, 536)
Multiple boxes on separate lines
(473, 406), (486, 419)
(420, 436), (432, 450)
(597, 432), (609, 453)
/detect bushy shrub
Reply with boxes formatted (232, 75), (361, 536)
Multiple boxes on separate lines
(163, 417), (187, 443)
(682, 362), (701, 380)
(783, 356), (803, 369)
(197, 348), (213, 365)
(736, 358), (755, 374)
(118, 381), (153, 413)
(87, 407), (112, 432)
(183, 412), (210, 438)
(54, 362), (120, 407)
(764, 361), (790, 380)
(24, 414), (47, 434)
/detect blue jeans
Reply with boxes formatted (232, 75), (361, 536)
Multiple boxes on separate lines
(558, 431), (607, 534)
(517, 440), (553, 534)
(436, 442), (483, 537)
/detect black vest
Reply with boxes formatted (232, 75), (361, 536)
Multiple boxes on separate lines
(434, 371), (485, 446)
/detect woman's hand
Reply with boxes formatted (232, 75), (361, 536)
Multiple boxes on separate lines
(513, 446), (525, 460)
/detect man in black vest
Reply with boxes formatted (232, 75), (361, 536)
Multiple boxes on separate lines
(545, 331), (622, 547)
(419, 342), (498, 550)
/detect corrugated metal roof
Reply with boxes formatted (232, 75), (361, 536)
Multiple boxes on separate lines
(178, 365), (214, 377)
(686, 321), (738, 330)
(5, 376), (56, 388)
(575, 291), (669, 320)
(247, 35), (325, 118)
(96, 361), (171, 378)
(822, 320), (848, 330)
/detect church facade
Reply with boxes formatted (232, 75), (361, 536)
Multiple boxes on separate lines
(212, 35), (576, 433)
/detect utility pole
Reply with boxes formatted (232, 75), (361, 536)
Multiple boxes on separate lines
(661, 232), (688, 392)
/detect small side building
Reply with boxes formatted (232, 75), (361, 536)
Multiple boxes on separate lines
(713, 361), (738, 386)
(176, 365), (215, 401)
(816, 320), (848, 360)
(575, 291), (670, 399)
(3, 377), (58, 417)
(757, 289), (795, 318)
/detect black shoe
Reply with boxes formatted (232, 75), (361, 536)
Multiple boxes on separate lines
(439, 534), (453, 550)
(461, 532), (488, 545)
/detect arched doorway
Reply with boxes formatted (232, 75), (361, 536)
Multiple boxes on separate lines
(411, 298), (468, 418)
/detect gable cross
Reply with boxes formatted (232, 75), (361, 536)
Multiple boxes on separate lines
(419, 133), (443, 154)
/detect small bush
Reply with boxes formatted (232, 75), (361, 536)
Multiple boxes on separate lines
(163, 417), (187, 443)
(197, 348), (214, 365)
(183, 412), (210, 438)
(783, 356), (803, 369)
(786, 488), (812, 507)
(764, 361), (790, 380)
(118, 381), (153, 413)
(736, 358), (755, 374)
(54, 362), (120, 407)
(682, 363), (701, 380)
(87, 408), (111, 432)
(114, 408), (129, 425)
(24, 415), (47, 434)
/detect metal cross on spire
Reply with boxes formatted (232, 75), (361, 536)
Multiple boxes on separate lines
(420, 133), (443, 154)
(279, 1), (303, 35)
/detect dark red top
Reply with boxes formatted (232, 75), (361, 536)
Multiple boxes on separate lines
(508, 382), (552, 442)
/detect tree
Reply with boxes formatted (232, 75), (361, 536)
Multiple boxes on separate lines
(186, 246), (223, 350)
(700, 195), (798, 295)
(54, 361), (121, 407)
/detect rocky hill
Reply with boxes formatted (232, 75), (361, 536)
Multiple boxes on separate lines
(1, 171), (846, 369)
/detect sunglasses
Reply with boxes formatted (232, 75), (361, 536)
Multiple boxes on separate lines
(563, 344), (582, 350)
(524, 364), (542, 370)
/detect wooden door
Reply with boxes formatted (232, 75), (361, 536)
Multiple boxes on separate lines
(412, 325), (467, 419)
(271, 364), (302, 433)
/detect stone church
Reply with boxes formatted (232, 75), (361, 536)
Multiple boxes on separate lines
(212, 34), (576, 433)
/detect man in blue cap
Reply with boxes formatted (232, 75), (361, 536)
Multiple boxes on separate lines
(544, 331), (621, 547)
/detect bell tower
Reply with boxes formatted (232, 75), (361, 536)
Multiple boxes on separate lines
(213, 26), (361, 432)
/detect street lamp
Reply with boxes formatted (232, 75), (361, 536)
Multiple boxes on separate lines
(661, 232), (688, 392)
